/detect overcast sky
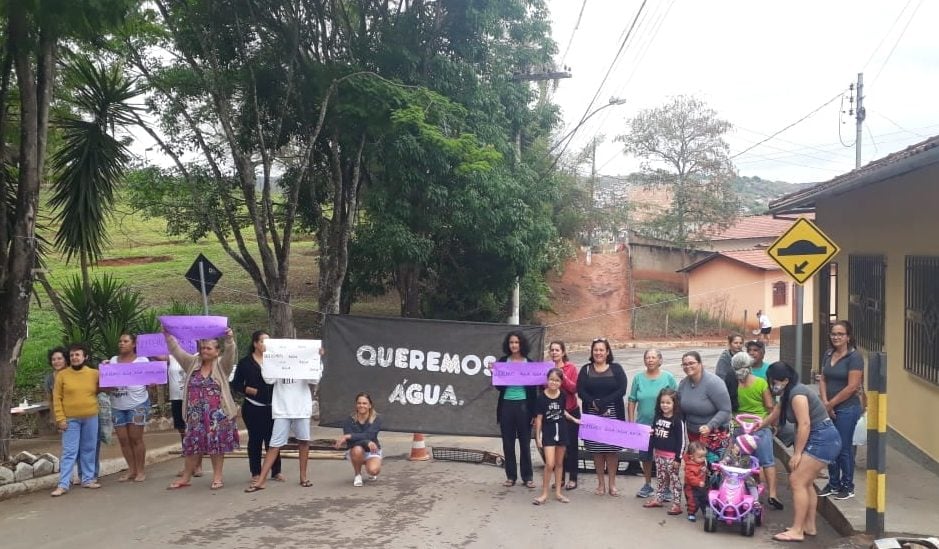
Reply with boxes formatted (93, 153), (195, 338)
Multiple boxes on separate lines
(546, 0), (939, 184)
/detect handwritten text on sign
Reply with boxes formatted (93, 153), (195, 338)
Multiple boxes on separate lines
(158, 315), (228, 341)
(99, 361), (168, 388)
(136, 333), (197, 356)
(579, 414), (652, 452)
(490, 361), (554, 386)
(263, 339), (323, 381)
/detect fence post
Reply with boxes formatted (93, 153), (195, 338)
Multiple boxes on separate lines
(664, 312), (669, 338)
(865, 352), (886, 538)
(694, 310), (699, 337)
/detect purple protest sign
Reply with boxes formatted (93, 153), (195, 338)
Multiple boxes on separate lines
(136, 333), (198, 356)
(490, 361), (553, 386)
(99, 361), (168, 387)
(158, 315), (228, 341)
(579, 414), (652, 452)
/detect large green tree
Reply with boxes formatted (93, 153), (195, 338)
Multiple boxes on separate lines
(0, 0), (138, 461)
(617, 95), (739, 248)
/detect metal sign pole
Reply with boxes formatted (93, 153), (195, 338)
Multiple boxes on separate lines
(794, 284), (804, 380)
(198, 260), (209, 315)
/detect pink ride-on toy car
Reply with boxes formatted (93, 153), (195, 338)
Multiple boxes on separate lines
(703, 414), (765, 537)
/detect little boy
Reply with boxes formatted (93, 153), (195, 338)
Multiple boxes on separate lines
(683, 441), (709, 522)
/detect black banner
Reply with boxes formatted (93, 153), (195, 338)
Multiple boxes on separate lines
(320, 315), (545, 437)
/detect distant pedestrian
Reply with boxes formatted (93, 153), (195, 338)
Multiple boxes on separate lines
(335, 392), (383, 487)
(628, 348), (677, 498)
(50, 343), (101, 496)
(577, 338), (628, 497)
(231, 330), (282, 484)
(165, 327), (240, 491)
(533, 368), (579, 505)
(548, 341), (581, 491)
(493, 331), (538, 488)
(757, 310), (772, 344)
(641, 388), (685, 516)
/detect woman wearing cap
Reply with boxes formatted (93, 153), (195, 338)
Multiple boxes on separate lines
(764, 361), (841, 543)
(728, 351), (782, 510)
(577, 338), (628, 497)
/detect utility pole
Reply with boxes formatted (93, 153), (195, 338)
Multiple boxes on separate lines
(507, 68), (573, 325)
(589, 138), (597, 248)
(853, 73), (866, 168)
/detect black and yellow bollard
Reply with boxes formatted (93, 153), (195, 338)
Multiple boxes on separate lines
(865, 352), (886, 538)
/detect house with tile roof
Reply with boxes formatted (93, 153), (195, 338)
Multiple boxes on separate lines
(769, 134), (939, 466)
(677, 246), (814, 335)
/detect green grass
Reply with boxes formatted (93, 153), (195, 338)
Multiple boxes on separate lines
(17, 193), (397, 401)
(632, 283), (743, 338)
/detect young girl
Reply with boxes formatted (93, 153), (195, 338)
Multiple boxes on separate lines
(533, 368), (579, 505)
(642, 388), (685, 515)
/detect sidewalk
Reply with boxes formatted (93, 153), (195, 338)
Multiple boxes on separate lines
(775, 433), (939, 541)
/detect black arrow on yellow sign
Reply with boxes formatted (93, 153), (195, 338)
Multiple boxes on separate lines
(794, 260), (809, 274)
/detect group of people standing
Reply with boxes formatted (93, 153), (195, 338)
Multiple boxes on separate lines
(48, 326), (383, 496)
(493, 323), (865, 543)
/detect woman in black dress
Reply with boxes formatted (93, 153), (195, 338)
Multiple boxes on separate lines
(577, 338), (628, 497)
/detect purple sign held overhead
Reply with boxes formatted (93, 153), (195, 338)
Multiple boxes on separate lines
(99, 361), (168, 387)
(159, 315), (228, 341)
(490, 361), (554, 386)
(579, 414), (652, 452)
(136, 333), (197, 356)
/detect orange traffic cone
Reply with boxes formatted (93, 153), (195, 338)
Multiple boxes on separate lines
(408, 433), (431, 461)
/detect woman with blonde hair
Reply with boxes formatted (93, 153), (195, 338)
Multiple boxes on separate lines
(335, 392), (383, 487)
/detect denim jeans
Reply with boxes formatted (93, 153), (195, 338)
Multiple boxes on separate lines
(59, 416), (99, 489)
(828, 402), (861, 491)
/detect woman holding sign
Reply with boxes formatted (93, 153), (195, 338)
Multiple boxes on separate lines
(164, 327), (240, 491)
(577, 338), (628, 497)
(495, 331), (538, 488)
(231, 330), (282, 484)
(103, 333), (151, 482)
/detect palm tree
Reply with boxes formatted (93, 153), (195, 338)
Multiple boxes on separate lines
(48, 55), (141, 290)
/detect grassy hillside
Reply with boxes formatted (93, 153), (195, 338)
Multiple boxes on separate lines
(732, 175), (815, 215)
(17, 194), (397, 397)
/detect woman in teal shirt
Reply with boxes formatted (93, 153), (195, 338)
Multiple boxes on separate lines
(628, 348), (677, 498)
(495, 331), (537, 487)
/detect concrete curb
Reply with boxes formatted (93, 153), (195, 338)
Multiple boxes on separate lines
(0, 430), (245, 502)
(772, 435), (856, 537)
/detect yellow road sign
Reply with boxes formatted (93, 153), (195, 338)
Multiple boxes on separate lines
(766, 218), (840, 285)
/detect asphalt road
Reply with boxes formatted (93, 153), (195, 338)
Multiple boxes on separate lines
(1, 345), (849, 548)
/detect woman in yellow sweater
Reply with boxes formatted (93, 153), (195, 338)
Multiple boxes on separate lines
(51, 343), (101, 496)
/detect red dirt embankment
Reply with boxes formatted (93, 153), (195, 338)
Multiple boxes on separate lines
(537, 249), (632, 346)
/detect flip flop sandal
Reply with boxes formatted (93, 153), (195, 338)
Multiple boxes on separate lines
(524, 480), (537, 489)
(244, 485), (265, 493)
(502, 480), (516, 487)
(532, 497), (547, 506)
(167, 482), (191, 490)
(564, 481), (578, 491)
(299, 480), (313, 487)
(555, 495), (570, 503)
(772, 532), (804, 543)
(210, 481), (224, 490)
(768, 496), (785, 510)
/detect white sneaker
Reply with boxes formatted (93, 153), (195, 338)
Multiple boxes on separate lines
(353, 474), (363, 487)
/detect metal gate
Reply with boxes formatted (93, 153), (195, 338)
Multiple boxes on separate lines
(848, 255), (885, 352)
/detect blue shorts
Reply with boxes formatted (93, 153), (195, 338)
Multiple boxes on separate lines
(804, 419), (842, 464)
(753, 426), (775, 467)
(112, 399), (150, 427)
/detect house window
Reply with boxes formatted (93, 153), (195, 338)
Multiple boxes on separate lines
(772, 281), (787, 306)
(905, 256), (939, 385)
(848, 254), (885, 353)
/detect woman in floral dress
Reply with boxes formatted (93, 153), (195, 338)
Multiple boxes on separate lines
(164, 327), (239, 490)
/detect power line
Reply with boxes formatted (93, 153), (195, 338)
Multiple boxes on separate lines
(559, 0), (588, 66)
(861, 0), (914, 71)
(730, 91), (845, 160)
(870, 0), (923, 87)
